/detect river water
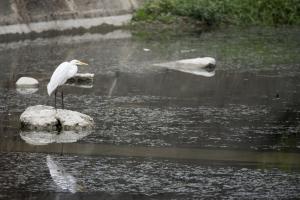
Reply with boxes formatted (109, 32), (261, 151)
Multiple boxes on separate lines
(0, 27), (299, 199)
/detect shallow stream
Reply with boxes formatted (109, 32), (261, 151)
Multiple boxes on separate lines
(0, 27), (299, 199)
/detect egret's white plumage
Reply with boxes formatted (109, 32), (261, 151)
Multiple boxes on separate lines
(47, 60), (88, 96)
(47, 62), (77, 96)
(47, 59), (88, 109)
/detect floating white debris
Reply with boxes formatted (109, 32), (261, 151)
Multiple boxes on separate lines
(143, 48), (151, 52)
(180, 49), (196, 53)
(154, 57), (216, 77)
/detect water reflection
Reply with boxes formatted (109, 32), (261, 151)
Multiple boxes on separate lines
(20, 131), (91, 145)
(46, 155), (78, 193)
(16, 87), (39, 95)
(0, 30), (132, 50)
(108, 71), (119, 97)
(0, 152), (298, 200)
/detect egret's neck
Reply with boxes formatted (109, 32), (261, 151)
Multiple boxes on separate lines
(70, 60), (77, 65)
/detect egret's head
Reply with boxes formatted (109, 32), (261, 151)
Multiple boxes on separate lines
(70, 59), (88, 66)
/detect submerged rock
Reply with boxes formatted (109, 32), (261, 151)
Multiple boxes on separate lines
(20, 105), (94, 131)
(16, 77), (39, 87)
(154, 57), (216, 77)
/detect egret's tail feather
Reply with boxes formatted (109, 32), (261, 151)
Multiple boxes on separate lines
(47, 83), (55, 96)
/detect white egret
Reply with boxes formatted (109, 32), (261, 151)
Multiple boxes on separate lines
(47, 60), (88, 109)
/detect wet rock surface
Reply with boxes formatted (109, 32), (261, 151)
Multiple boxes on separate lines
(20, 105), (94, 131)
(66, 73), (94, 87)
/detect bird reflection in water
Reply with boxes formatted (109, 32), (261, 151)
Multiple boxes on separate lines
(46, 155), (83, 193)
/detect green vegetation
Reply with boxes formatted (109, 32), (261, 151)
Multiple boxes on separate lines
(133, 0), (300, 26)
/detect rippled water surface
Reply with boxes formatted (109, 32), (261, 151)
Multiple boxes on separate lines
(0, 27), (300, 199)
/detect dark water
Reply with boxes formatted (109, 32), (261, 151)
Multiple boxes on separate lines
(0, 27), (300, 199)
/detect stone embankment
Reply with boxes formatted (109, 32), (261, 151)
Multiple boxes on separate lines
(0, 0), (144, 36)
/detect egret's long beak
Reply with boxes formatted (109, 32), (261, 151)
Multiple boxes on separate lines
(78, 61), (88, 66)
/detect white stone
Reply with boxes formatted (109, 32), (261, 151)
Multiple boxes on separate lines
(16, 77), (39, 87)
(20, 105), (94, 131)
(154, 57), (216, 77)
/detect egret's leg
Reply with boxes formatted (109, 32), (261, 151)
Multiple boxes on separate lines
(61, 89), (64, 110)
(54, 90), (57, 109)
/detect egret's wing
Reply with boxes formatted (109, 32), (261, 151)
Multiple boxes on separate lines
(47, 62), (77, 96)
(47, 62), (69, 95)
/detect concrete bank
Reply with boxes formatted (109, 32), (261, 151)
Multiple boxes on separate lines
(0, 0), (144, 36)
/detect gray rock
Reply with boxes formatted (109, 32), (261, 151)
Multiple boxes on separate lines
(16, 77), (39, 87)
(20, 105), (94, 131)
(66, 73), (94, 88)
(154, 57), (216, 77)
